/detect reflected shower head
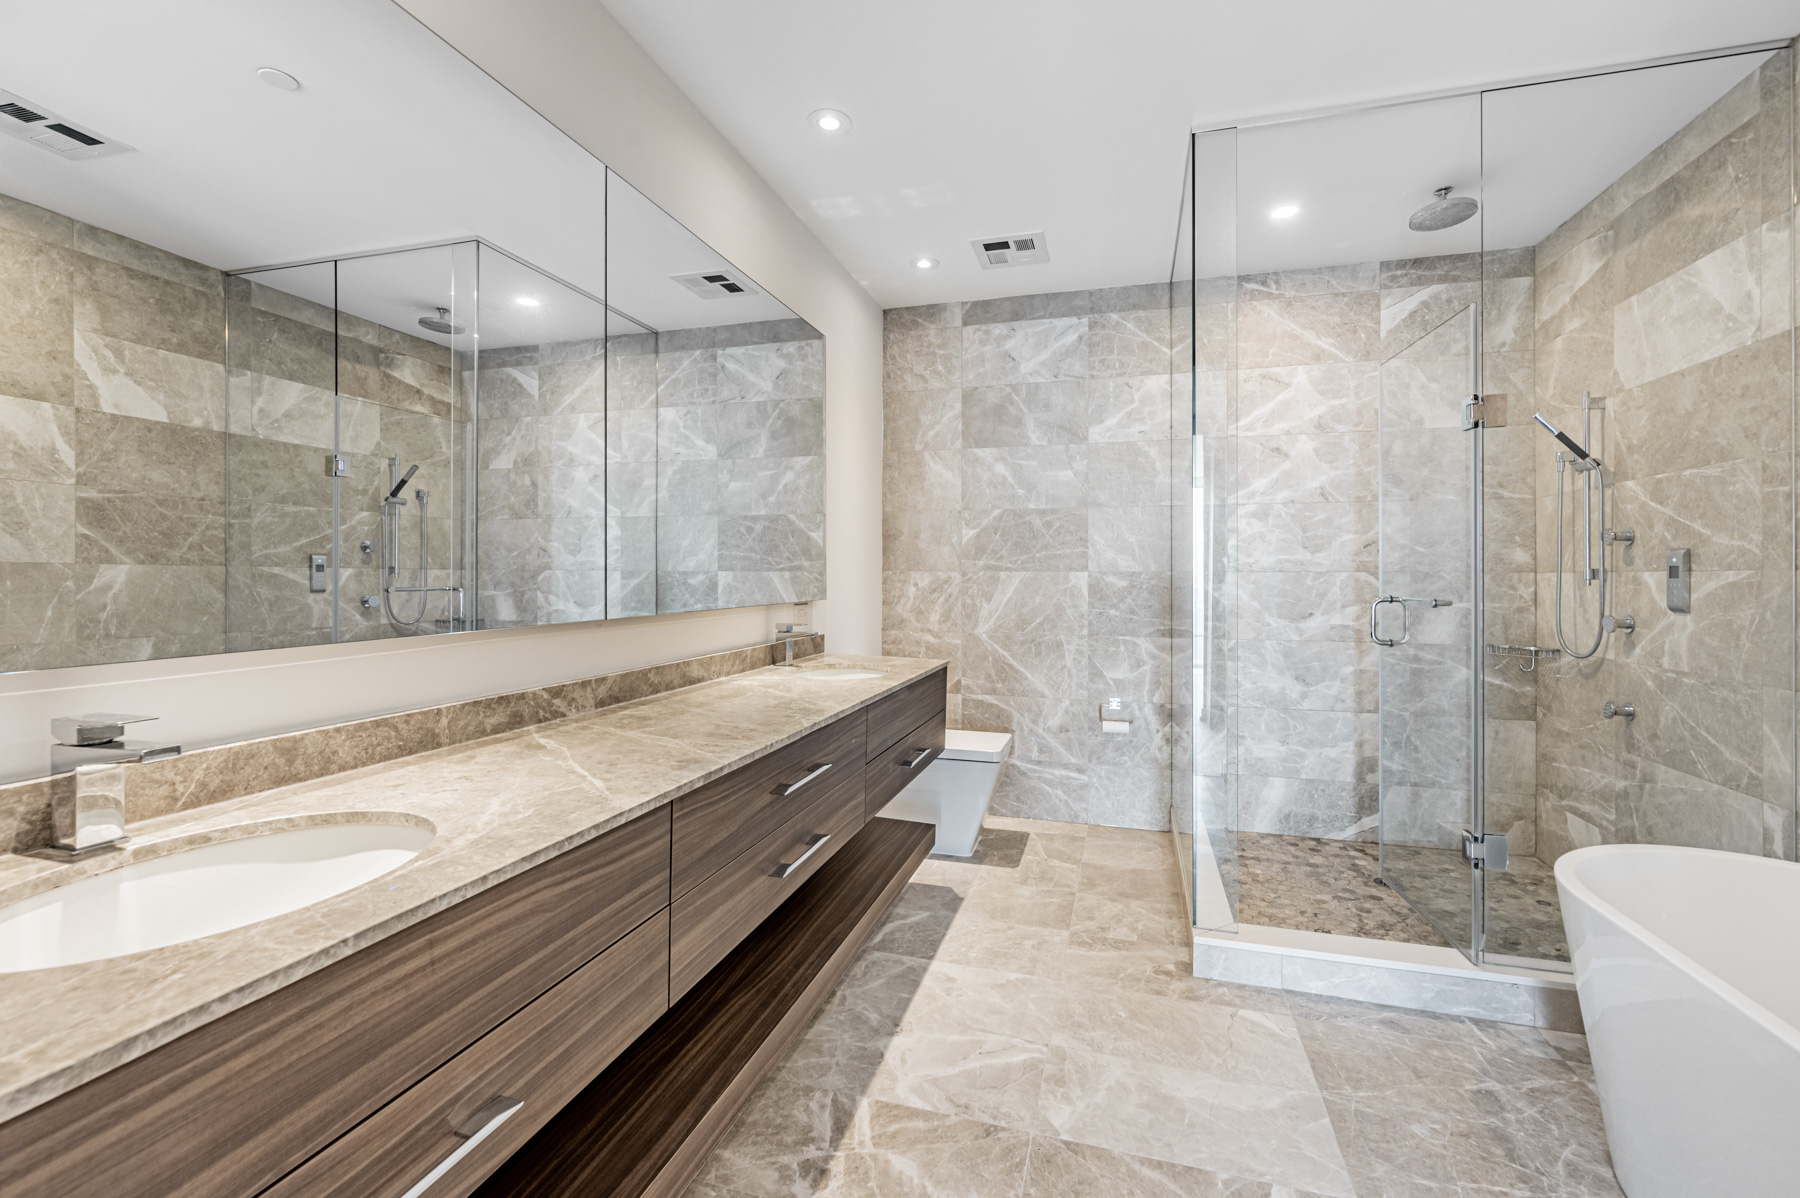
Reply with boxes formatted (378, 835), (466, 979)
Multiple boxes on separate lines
(1408, 186), (1479, 232)
(418, 306), (463, 335)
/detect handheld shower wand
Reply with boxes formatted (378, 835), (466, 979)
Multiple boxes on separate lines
(1532, 395), (1632, 660)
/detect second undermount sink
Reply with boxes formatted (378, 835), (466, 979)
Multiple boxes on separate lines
(0, 820), (433, 973)
(797, 667), (885, 680)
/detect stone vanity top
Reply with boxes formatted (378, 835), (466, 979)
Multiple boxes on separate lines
(0, 654), (945, 1123)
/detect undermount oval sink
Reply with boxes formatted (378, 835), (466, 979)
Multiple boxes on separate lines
(798, 668), (885, 680)
(0, 820), (434, 973)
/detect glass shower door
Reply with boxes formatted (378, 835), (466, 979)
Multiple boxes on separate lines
(1375, 302), (1480, 959)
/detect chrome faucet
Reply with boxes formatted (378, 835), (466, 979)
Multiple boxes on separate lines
(46, 714), (181, 857)
(775, 624), (802, 668)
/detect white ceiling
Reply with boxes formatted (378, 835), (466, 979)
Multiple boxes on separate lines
(598, 0), (1798, 307)
(0, 0), (801, 337)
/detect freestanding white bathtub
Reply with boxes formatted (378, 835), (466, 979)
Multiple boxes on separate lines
(1555, 844), (1800, 1198)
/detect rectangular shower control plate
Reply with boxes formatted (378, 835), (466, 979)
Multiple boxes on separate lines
(1666, 548), (1691, 613)
(309, 554), (328, 594)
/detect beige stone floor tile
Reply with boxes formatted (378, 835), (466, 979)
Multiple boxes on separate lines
(1295, 1016), (1623, 1198)
(1057, 942), (1294, 1014)
(958, 876), (1078, 930)
(863, 1029), (1059, 1136)
(1020, 1134), (1324, 1197)
(909, 907), (1071, 979)
(1038, 1043), (1355, 1197)
(1068, 889), (1193, 951)
(691, 1077), (1031, 1198)
(1051, 983), (1318, 1086)
(896, 956), (1064, 1043)
(1080, 823), (1181, 869)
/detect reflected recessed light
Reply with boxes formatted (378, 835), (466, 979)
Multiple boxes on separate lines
(1270, 204), (1301, 220)
(515, 296), (541, 307)
(913, 257), (938, 270)
(810, 108), (852, 133)
(256, 67), (301, 92)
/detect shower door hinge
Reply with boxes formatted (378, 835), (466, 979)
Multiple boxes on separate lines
(324, 453), (350, 478)
(1461, 830), (1508, 871)
(1462, 394), (1506, 430)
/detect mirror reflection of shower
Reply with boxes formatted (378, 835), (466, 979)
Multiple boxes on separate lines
(381, 454), (462, 631)
(1533, 393), (1634, 659)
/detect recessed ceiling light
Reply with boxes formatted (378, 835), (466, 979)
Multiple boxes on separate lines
(913, 257), (938, 270)
(809, 108), (851, 133)
(256, 67), (301, 92)
(1270, 203), (1301, 220)
(515, 296), (541, 307)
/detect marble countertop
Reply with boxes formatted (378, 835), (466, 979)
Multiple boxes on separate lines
(0, 654), (944, 1123)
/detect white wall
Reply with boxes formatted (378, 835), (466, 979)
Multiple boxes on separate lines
(0, 0), (885, 782)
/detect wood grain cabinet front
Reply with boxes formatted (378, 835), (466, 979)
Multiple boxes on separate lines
(864, 668), (948, 763)
(670, 766), (866, 1001)
(864, 706), (947, 819)
(671, 713), (865, 899)
(0, 808), (671, 1198)
(260, 910), (670, 1198)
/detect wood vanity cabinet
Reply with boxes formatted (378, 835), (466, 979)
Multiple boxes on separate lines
(0, 669), (949, 1198)
(0, 807), (672, 1198)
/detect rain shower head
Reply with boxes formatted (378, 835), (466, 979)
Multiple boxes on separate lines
(1408, 186), (1479, 232)
(418, 306), (463, 335)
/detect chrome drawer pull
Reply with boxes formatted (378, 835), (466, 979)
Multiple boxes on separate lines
(902, 748), (932, 769)
(774, 833), (831, 878)
(399, 1096), (522, 1198)
(771, 762), (832, 796)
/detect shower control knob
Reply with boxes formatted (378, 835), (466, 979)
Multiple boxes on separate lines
(360, 595), (379, 609)
(1602, 615), (1636, 634)
(1601, 527), (1635, 546)
(1602, 701), (1636, 722)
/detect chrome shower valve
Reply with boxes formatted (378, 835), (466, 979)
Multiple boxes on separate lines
(1602, 701), (1636, 721)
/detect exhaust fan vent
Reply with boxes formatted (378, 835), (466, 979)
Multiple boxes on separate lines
(971, 231), (1049, 269)
(0, 88), (131, 160)
(671, 268), (761, 300)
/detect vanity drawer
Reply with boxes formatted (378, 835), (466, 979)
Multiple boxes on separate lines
(670, 767), (865, 1001)
(260, 910), (669, 1198)
(0, 808), (671, 1198)
(865, 668), (948, 762)
(672, 713), (865, 899)
(865, 707), (947, 819)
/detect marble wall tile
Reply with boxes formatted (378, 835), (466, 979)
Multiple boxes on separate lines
(1237, 572), (1376, 643)
(963, 445), (1087, 510)
(963, 291), (1092, 325)
(1236, 292), (1380, 369)
(1238, 363), (1379, 435)
(963, 380), (1086, 447)
(963, 571), (1087, 638)
(1236, 434), (1377, 505)
(1234, 502), (1376, 574)
(963, 318), (1089, 386)
(72, 253), (223, 365)
(961, 633), (1086, 698)
(1088, 505), (1170, 573)
(884, 508), (961, 571)
(0, 393), (76, 485)
(886, 386), (962, 452)
(1614, 228), (1769, 388)
(1238, 641), (1375, 714)
(1238, 262), (1378, 297)
(1087, 310), (1170, 378)
(960, 509), (1088, 572)
(885, 303), (962, 332)
(885, 327), (962, 391)
(1087, 375), (1171, 443)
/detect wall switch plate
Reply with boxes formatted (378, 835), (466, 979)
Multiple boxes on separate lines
(1666, 548), (1691, 612)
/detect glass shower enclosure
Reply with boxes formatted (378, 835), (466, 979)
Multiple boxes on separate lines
(1173, 45), (1797, 969)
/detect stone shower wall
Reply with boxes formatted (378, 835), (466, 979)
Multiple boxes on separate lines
(1227, 253), (1535, 844)
(1530, 51), (1798, 863)
(882, 284), (1177, 830)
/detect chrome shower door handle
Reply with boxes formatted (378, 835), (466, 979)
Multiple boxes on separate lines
(1370, 596), (1452, 647)
(1370, 596), (1400, 647)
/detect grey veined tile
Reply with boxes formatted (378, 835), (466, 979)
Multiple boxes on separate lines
(963, 318), (1089, 386)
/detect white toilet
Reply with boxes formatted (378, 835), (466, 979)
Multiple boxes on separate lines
(878, 729), (1013, 856)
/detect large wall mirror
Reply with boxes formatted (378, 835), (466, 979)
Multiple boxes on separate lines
(0, 0), (823, 672)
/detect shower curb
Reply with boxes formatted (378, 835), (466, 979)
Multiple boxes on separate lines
(1193, 923), (1582, 1032)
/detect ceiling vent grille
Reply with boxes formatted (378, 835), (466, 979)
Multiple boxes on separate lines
(971, 231), (1049, 269)
(671, 268), (761, 300)
(0, 88), (131, 160)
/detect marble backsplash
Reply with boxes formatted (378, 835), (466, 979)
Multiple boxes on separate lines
(883, 284), (1177, 830)
(0, 633), (823, 854)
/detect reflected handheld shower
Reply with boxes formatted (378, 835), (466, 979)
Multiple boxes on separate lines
(386, 463), (419, 501)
